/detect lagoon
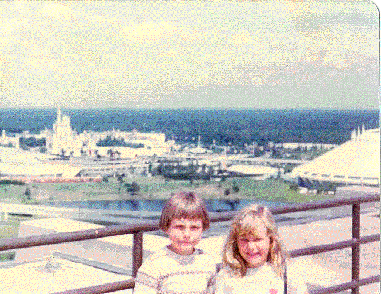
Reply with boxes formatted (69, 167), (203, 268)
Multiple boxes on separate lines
(46, 199), (288, 213)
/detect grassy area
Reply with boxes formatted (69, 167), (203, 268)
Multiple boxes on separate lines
(30, 177), (194, 201)
(0, 214), (36, 261)
(0, 251), (15, 262)
(0, 177), (330, 260)
(0, 176), (331, 264)
(0, 184), (26, 203)
(0, 214), (39, 238)
(0, 176), (330, 203)
(201, 178), (329, 203)
(0, 216), (21, 239)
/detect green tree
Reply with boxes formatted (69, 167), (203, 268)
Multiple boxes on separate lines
(130, 182), (140, 196)
(232, 182), (240, 193)
(24, 187), (31, 200)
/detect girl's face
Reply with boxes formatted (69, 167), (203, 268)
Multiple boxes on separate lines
(237, 221), (270, 268)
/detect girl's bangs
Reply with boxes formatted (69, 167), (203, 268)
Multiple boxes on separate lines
(237, 215), (267, 238)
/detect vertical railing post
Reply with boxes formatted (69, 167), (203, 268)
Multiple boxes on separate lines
(351, 202), (360, 294)
(132, 231), (143, 278)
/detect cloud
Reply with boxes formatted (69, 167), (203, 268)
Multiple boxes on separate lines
(0, 1), (377, 109)
(229, 31), (253, 45)
(39, 3), (73, 21)
(121, 21), (178, 43)
(297, 25), (377, 70)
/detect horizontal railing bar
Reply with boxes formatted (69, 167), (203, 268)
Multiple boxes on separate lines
(52, 279), (135, 294)
(289, 234), (380, 258)
(271, 193), (379, 215)
(0, 223), (159, 252)
(0, 193), (379, 252)
(310, 275), (380, 294)
(209, 193), (380, 222)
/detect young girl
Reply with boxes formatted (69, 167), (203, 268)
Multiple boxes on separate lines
(210, 204), (308, 294)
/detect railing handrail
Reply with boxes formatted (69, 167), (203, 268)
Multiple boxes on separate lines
(211, 193), (380, 221)
(1, 193), (378, 252)
(0, 193), (379, 294)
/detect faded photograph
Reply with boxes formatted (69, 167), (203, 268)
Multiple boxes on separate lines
(0, 1), (379, 293)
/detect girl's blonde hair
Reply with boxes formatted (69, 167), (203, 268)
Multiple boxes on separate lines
(222, 204), (287, 278)
(159, 192), (210, 231)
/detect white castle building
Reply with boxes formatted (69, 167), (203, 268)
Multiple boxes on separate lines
(47, 107), (79, 156)
(46, 107), (176, 159)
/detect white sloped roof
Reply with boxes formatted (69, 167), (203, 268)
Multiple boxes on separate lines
(0, 147), (81, 178)
(0, 147), (47, 163)
(0, 161), (81, 178)
(290, 129), (380, 185)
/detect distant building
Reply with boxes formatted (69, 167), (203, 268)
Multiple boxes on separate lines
(46, 107), (177, 158)
(47, 107), (79, 156)
(290, 127), (380, 191)
(276, 142), (337, 150)
(226, 164), (280, 180)
(0, 130), (19, 148)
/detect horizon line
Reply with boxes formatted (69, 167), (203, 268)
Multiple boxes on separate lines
(0, 107), (379, 112)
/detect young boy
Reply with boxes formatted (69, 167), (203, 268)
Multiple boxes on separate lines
(133, 192), (217, 293)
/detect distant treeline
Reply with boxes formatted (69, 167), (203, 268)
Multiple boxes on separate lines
(96, 136), (144, 148)
(0, 179), (25, 185)
(0, 109), (379, 146)
(19, 137), (46, 149)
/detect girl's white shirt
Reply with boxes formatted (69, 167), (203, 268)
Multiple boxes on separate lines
(211, 263), (308, 294)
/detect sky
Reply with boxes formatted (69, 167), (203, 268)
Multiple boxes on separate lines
(0, 0), (378, 110)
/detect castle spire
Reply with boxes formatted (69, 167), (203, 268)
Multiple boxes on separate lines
(357, 126), (361, 141)
(351, 129), (356, 140)
(57, 106), (62, 123)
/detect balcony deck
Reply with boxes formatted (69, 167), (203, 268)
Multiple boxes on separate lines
(0, 190), (379, 293)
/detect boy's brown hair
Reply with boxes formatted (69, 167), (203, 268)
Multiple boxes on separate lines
(159, 192), (210, 231)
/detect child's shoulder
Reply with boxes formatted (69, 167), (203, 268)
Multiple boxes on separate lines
(142, 247), (216, 266)
(142, 246), (173, 264)
(194, 248), (218, 261)
(138, 246), (218, 281)
(215, 264), (236, 279)
(215, 263), (278, 279)
(137, 246), (174, 276)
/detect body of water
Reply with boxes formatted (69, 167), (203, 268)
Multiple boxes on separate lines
(47, 199), (288, 213)
(0, 108), (378, 146)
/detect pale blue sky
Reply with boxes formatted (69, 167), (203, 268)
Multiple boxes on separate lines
(0, 0), (378, 109)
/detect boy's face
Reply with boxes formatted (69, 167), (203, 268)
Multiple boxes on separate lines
(165, 218), (203, 256)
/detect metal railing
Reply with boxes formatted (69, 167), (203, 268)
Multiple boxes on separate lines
(0, 193), (379, 294)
